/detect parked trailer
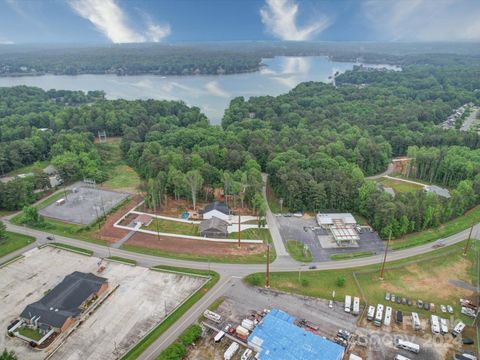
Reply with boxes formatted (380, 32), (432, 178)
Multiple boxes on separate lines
(241, 349), (253, 360)
(394, 355), (412, 360)
(395, 310), (403, 324)
(374, 304), (384, 326)
(430, 315), (440, 334)
(353, 297), (360, 315)
(345, 295), (352, 313)
(214, 330), (225, 343)
(411, 312), (421, 331)
(367, 305), (375, 321)
(242, 319), (255, 331)
(384, 306), (392, 326)
(204, 310), (222, 323)
(224, 342), (240, 360)
(440, 318), (448, 334)
(236, 325), (250, 340)
(452, 322), (466, 337)
(395, 339), (420, 354)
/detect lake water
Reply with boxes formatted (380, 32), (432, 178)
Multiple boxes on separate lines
(0, 57), (398, 123)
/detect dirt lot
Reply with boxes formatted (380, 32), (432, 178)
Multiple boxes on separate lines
(0, 246), (205, 360)
(124, 231), (266, 257)
(99, 195), (141, 242)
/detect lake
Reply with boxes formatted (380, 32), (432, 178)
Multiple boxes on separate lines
(0, 56), (398, 123)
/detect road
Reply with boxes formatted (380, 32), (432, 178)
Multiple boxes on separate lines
(460, 107), (479, 131)
(2, 216), (479, 359)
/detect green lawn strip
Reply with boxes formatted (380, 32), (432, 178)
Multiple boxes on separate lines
(245, 241), (475, 318)
(5, 160), (49, 177)
(377, 177), (424, 193)
(121, 244), (273, 264)
(144, 218), (200, 236)
(0, 231), (35, 257)
(391, 205), (480, 250)
(49, 242), (93, 256)
(17, 326), (43, 341)
(107, 256), (137, 265)
(330, 251), (373, 261)
(228, 227), (271, 240)
(121, 268), (219, 360)
(286, 240), (313, 262)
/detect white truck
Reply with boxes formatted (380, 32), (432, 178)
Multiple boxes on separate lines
(384, 306), (392, 326)
(214, 330), (225, 343)
(352, 297), (360, 315)
(345, 295), (352, 313)
(241, 349), (253, 360)
(367, 305), (375, 321)
(440, 318), (448, 334)
(452, 321), (466, 337)
(224, 342), (239, 360)
(395, 339), (420, 354)
(430, 315), (440, 334)
(374, 304), (384, 326)
(411, 312), (421, 331)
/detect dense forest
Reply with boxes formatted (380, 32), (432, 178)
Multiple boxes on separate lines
(1, 57), (480, 238)
(1, 42), (480, 77)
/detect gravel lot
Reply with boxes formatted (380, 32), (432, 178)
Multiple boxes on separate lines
(0, 246), (205, 360)
(39, 186), (129, 225)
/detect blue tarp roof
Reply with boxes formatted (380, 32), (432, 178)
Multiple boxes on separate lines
(247, 308), (344, 360)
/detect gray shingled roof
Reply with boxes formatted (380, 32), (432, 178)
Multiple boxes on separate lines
(20, 272), (107, 328)
(202, 202), (230, 215)
(199, 216), (229, 233)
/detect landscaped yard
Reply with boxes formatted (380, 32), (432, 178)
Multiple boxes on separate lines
(144, 218), (200, 236)
(246, 240), (478, 323)
(17, 326), (43, 341)
(286, 240), (313, 262)
(377, 177), (424, 193)
(0, 231), (35, 258)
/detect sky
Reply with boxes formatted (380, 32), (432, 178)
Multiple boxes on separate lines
(0, 0), (479, 45)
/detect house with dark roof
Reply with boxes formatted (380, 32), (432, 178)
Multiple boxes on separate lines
(199, 216), (229, 238)
(201, 202), (230, 221)
(20, 272), (108, 334)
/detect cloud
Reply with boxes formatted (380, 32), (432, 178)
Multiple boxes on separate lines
(69, 0), (170, 43)
(0, 37), (14, 45)
(363, 0), (480, 41)
(260, 0), (330, 41)
(205, 81), (230, 98)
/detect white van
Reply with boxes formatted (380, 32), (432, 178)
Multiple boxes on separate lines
(395, 339), (420, 354)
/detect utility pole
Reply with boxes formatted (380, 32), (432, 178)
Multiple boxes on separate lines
(463, 220), (475, 256)
(380, 230), (392, 280)
(265, 244), (270, 289)
(153, 202), (160, 242)
(238, 213), (241, 248)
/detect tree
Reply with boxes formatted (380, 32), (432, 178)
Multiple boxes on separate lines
(21, 206), (43, 226)
(185, 170), (203, 210)
(0, 349), (17, 360)
(0, 221), (6, 242)
(336, 275), (346, 287)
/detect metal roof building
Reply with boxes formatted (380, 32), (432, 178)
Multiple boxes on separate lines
(247, 308), (345, 360)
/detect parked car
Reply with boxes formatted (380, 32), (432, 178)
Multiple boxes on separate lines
(447, 305), (454, 314)
(309, 265), (317, 270)
(402, 298), (407, 305)
(329, 300), (333, 308)
(46, 236), (54, 241)
(396, 297), (401, 304)
(391, 294), (396, 303)
(337, 329), (351, 341)
(430, 303), (435, 312)
(417, 300), (424, 309)
(424, 302), (430, 311)
(224, 324), (232, 332)
(385, 292), (391, 301)
(440, 305), (447, 313)
(407, 299), (412, 306)
(462, 338), (474, 345)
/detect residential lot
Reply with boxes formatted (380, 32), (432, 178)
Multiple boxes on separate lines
(38, 185), (129, 225)
(0, 246), (205, 360)
(276, 216), (385, 261)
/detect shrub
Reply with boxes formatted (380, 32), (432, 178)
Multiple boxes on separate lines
(249, 273), (261, 286)
(157, 343), (186, 360)
(179, 324), (202, 346)
(301, 278), (309, 287)
(336, 275), (346, 287)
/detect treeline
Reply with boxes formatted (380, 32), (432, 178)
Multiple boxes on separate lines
(0, 175), (50, 211)
(358, 179), (479, 238)
(407, 145), (480, 187)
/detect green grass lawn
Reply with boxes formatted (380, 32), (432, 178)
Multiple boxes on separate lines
(0, 231), (35, 257)
(17, 326), (43, 341)
(391, 205), (480, 250)
(330, 251), (373, 261)
(102, 165), (140, 191)
(144, 218), (200, 236)
(245, 240), (478, 324)
(121, 267), (219, 360)
(228, 227), (271, 241)
(5, 160), (49, 177)
(49, 242), (93, 256)
(107, 256), (137, 265)
(286, 240), (313, 262)
(377, 177), (424, 193)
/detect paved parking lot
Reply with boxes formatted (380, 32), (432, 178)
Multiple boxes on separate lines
(39, 186), (129, 225)
(0, 247), (205, 360)
(276, 216), (385, 261)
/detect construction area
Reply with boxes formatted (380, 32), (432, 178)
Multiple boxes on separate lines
(0, 246), (206, 360)
(38, 183), (129, 225)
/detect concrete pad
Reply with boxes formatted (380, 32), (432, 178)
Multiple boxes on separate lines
(0, 247), (205, 360)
